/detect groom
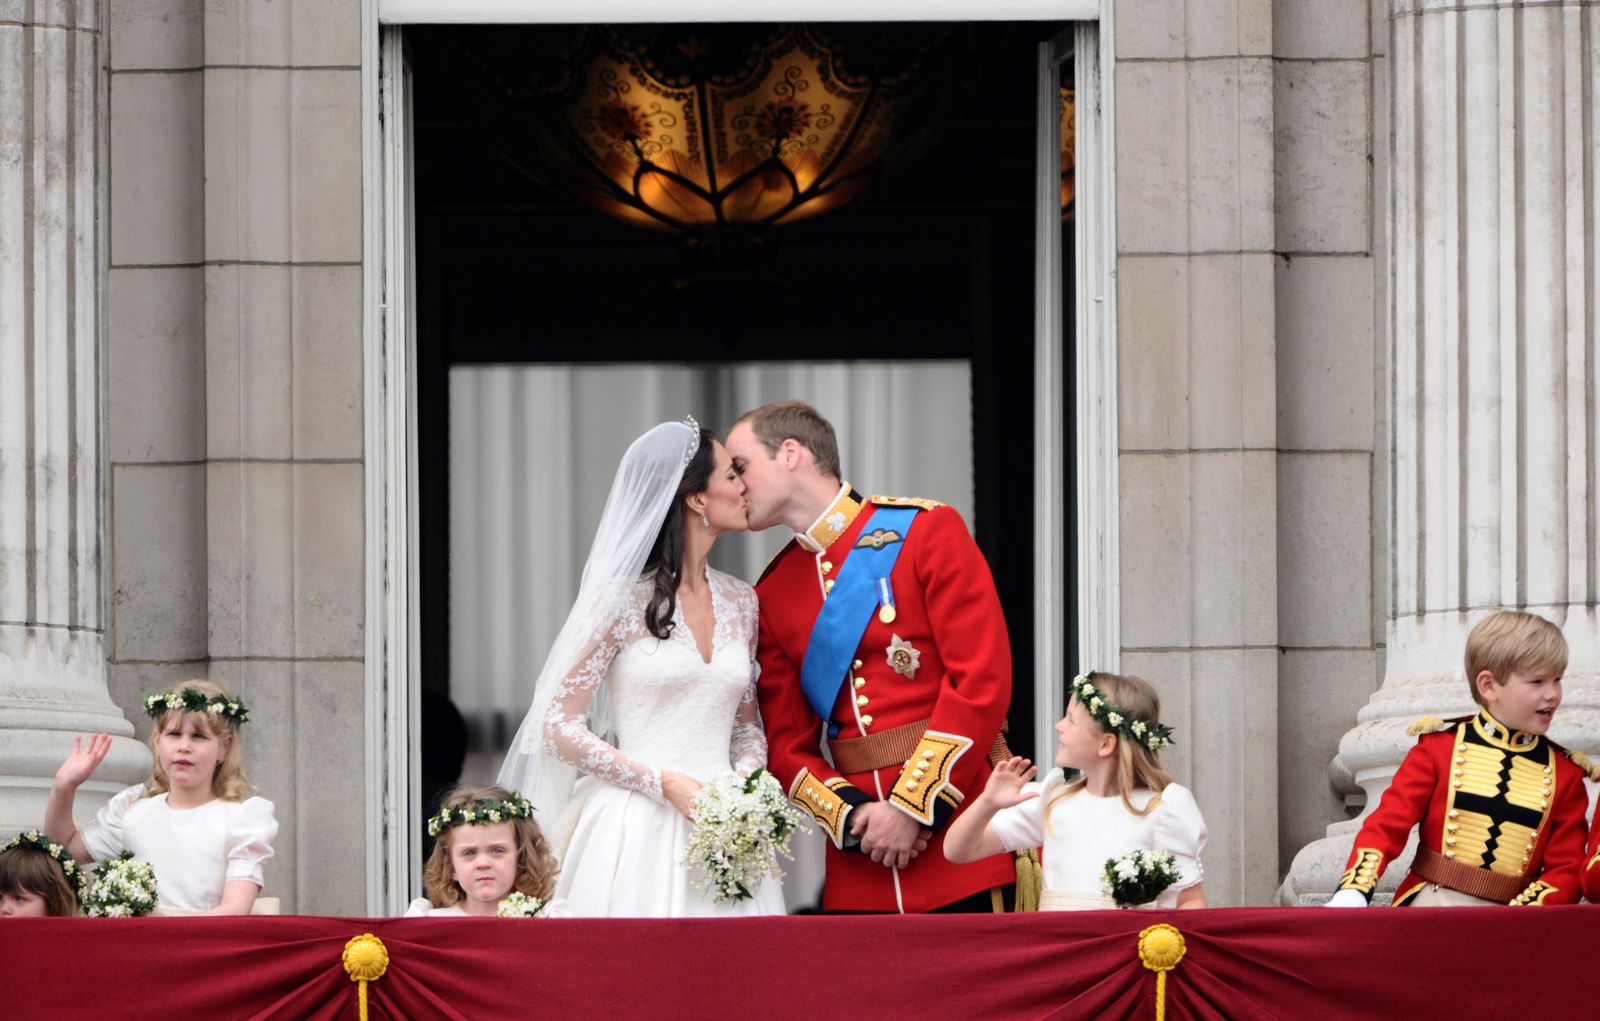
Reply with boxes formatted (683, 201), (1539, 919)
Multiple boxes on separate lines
(728, 400), (1016, 913)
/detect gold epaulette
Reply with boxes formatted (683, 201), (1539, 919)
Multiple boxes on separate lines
(870, 494), (944, 511)
(1405, 716), (1451, 736)
(1556, 745), (1600, 781)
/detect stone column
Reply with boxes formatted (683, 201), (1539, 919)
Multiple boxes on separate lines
(0, 3), (148, 833)
(1283, 0), (1600, 903)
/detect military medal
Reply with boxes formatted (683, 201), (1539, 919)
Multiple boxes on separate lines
(876, 578), (897, 623)
(886, 634), (920, 678)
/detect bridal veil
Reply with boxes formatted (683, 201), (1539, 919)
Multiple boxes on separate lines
(496, 420), (699, 844)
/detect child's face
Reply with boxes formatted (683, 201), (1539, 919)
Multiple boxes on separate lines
(449, 821), (519, 910)
(1055, 697), (1108, 770)
(0, 889), (49, 917)
(156, 714), (225, 794)
(1478, 667), (1563, 735)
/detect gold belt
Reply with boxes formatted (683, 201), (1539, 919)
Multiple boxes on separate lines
(1411, 845), (1526, 903)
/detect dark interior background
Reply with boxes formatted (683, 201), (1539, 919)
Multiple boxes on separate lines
(406, 22), (1075, 809)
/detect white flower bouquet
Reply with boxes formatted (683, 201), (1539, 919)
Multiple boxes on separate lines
(680, 768), (806, 904)
(496, 891), (548, 918)
(1101, 849), (1180, 908)
(85, 852), (159, 917)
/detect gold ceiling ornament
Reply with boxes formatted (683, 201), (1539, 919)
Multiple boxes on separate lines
(449, 26), (977, 245)
(1060, 85), (1076, 222)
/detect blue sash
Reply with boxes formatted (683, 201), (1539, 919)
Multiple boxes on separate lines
(799, 505), (919, 723)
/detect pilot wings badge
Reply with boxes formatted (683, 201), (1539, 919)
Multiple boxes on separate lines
(855, 529), (902, 550)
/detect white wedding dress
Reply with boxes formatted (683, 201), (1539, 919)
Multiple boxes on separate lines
(543, 566), (786, 917)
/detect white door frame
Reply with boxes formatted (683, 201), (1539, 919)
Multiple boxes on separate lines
(360, 0), (1119, 915)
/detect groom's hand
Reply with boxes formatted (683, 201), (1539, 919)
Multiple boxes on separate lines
(851, 803), (932, 870)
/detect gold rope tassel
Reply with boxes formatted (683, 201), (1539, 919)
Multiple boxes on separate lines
(342, 933), (390, 1021)
(1012, 847), (1043, 911)
(1137, 923), (1186, 1021)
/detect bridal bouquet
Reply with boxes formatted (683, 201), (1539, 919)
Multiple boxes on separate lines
(497, 892), (549, 918)
(85, 852), (159, 917)
(681, 768), (806, 904)
(1101, 849), (1179, 908)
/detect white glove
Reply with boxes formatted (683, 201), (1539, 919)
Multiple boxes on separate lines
(1324, 888), (1369, 908)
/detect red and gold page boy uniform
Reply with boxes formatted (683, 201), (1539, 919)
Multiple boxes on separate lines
(1583, 789), (1600, 901)
(754, 485), (1015, 912)
(1338, 709), (1590, 905)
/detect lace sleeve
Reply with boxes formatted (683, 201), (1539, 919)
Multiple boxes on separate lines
(722, 572), (767, 774)
(730, 677), (768, 774)
(540, 607), (664, 803)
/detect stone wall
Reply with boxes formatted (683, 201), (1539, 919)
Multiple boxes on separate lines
(1113, 0), (1387, 905)
(1270, 0), (1387, 881)
(104, 0), (366, 914)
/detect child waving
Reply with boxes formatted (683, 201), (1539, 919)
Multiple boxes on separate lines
(44, 681), (277, 915)
(946, 672), (1208, 910)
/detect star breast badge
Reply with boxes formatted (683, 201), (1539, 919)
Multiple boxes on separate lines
(886, 634), (921, 679)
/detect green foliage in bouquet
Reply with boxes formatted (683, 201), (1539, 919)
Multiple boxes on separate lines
(1101, 849), (1180, 908)
(85, 852), (159, 917)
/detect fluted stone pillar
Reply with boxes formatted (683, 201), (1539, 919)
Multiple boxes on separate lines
(1283, 0), (1600, 903)
(0, 4), (149, 833)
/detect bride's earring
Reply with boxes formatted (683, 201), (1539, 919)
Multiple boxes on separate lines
(701, 510), (710, 527)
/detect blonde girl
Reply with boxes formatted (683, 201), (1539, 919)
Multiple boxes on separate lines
(0, 832), (87, 917)
(44, 681), (277, 915)
(945, 672), (1208, 910)
(405, 784), (570, 918)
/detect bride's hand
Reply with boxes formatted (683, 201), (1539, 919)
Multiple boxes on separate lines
(662, 771), (704, 820)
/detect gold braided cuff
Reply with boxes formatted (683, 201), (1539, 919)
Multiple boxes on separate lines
(1510, 879), (1556, 905)
(1337, 847), (1383, 897)
(789, 768), (862, 848)
(888, 730), (972, 826)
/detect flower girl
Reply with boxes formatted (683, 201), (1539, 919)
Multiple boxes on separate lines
(945, 672), (1208, 910)
(0, 832), (87, 917)
(44, 681), (277, 915)
(405, 785), (571, 918)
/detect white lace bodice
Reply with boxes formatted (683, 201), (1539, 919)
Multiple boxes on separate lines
(541, 568), (766, 803)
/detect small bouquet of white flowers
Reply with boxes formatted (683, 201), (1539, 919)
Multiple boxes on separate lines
(496, 891), (548, 918)
(85, 852), (158, 917)
(680, 768), (807, 904)
(1101, 849), (1180, 908)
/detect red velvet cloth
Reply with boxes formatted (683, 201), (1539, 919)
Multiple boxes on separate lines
(6, 907), (1596, 1019)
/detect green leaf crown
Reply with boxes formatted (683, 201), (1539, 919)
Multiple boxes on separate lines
(142, 687), (250, 725)
(2, 830), (90, 901)
(427, 792), (536, 837)
(1071, 672), (1175, 752)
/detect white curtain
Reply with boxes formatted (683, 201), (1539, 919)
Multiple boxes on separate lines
(449, 361), (973, 910)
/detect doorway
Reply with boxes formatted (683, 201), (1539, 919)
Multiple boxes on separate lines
(364, 11), (1112, 913)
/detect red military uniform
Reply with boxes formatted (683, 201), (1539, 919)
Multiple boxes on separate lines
(1582, 774), (1600, 902)
(1337, 709), (1589, 905)
(754, 486), (1016, 912)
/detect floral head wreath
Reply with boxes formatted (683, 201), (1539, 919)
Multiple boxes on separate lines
(143, 687), (250, 725)
(1070, 672), (1174, 752)
(427, 792), (536, 838)
(1, 830), (90, 902)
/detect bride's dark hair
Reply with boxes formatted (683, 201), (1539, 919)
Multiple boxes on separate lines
(643, 427), (716, 640)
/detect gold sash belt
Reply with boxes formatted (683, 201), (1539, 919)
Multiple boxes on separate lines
(1411, 845), (1525, 903)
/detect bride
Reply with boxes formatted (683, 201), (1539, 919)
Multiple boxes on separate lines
(498, 418), (786, 916)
